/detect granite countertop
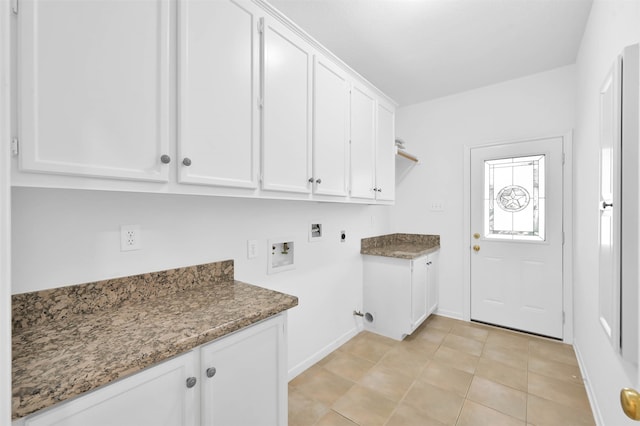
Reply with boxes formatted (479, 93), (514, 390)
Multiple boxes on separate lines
(361, 233), (440, 259)
(12, 260), (298, 420)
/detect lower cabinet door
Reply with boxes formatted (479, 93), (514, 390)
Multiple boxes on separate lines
(426, 251), (440, 316)
(410, 256), (428, 331)
(200, 314), (287, 426)
(24, 351), (199, 426)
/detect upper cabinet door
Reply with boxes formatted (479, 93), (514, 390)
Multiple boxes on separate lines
(349, 85), (376, 199)
(178, 0), (259, 189)
(375, 102), (395, 201)
(261, 17), (312, 194)
(18, 0), (170, 181)
(312, 56), (349, 197)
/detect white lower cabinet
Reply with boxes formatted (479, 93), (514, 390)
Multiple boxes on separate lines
(23, 351), (199, 426)
(200, 313), (287, 426)
(363, 252), (439, 340)
(19, 314), (287, 426)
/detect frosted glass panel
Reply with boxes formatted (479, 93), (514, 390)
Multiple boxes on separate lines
(485, 155), (545, 241)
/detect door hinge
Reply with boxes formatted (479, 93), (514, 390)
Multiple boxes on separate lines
(562, 231), (565, 245)
(12, 0), (18, 14)
(11, 138), (19, 156)
(563, 311), (566, 324)
(257, 18), (264, 34)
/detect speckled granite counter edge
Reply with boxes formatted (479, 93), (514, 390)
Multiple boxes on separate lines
(360, 233), (440, 259)
(12, 261), (298, 420)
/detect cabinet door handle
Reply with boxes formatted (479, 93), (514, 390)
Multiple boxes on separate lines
(206, 367), (217, 378)
(316, 178), (322, 184)
(182, 157), (192, 167)
(308, 177), (314, 183)
(186, 377), (197, 388)
(377, 188), (382, 192)
(160, 154), (171, 164)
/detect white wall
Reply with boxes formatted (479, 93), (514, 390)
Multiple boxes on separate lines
(11, 187), (391, 377)
(392, 65), (576, 318)
(573, 1), (640, 424)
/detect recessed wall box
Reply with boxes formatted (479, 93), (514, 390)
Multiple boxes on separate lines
(309, 222), (324, 242)
(268, 239), (295, 274)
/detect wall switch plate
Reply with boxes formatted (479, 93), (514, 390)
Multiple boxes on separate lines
(120, 225), (141, 251)
(429, 200), (445, 212)
(247, 240), (258, 259)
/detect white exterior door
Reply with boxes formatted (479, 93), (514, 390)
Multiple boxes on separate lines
(470, 137), (564, 338)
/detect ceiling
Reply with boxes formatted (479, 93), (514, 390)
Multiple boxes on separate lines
(268, 0), (593, 106)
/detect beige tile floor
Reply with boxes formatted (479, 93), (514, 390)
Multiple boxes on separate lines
(288, 315), (595, 426)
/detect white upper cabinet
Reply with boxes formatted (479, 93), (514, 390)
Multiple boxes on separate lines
(261, 16), (313, 194)
(312, 56), (350, 197)
(349, 85), (377, 200)
(18, 0), (171, 181)
(13, 0), (396, 203)
(178, 0), (259, 189)
(375, 102), (396, 201)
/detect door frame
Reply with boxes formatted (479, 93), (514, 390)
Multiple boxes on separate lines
(462, 131), (574, 343)
(1, 0), (12, 423)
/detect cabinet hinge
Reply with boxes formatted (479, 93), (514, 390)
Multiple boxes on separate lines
(562, 231), (565, 245)
(11, 138), (19, 156)
(562, 153), (566, 165)
(563, 311), (565, 324)
(259, 173), (263, 184)
(258, 97), (263, 109)
(12, 0), (18, 14)
(257, 18), (264, 34)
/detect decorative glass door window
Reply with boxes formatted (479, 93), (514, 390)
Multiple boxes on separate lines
(484, 155), (546, 241)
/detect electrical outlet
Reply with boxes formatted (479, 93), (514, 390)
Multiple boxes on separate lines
(120, 225), (141, 251)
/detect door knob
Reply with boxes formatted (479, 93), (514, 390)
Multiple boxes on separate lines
(473, 233), (480, 239)
(473, 245), (480, 252)
(206, 367), (216, 378)
(621, 388), (640, 420)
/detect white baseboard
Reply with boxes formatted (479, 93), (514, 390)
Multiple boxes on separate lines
(287, 324), (362, 381)
(573, 338), (604, 426)
(434, 308), (464, 321)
